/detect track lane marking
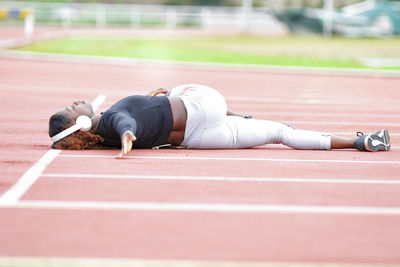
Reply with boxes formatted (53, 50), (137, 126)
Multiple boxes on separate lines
(0, 150), (61, 206)
(0, 95), (106, 206)
(332, 132), (400, 137)
(244, 111), (400, 118)
(0, 257), (393, 267)
(225, 96), (400, 106)
(57, 155), (400, 164)
(284, 121), (400, 127)
(9, 200), (400, 215)
(91, 94), (107, 112)
(41, 173), (400, 184)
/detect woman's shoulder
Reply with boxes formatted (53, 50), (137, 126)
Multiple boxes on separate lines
(107, 95), (146, 110)
(105, 95), (169, 114)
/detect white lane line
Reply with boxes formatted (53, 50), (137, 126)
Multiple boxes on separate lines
(11, 200), (400, 215)
(226, 96), (400, 106)
(0, 95), (106, 206)
(246, 111), (400, 118)
(331, 132), (400, 137)
(285, 121), (400, 127)
(0, 257), (384, 267)
(58, 154), (400, 165)
(0, 150), (61, 206)
(91, 94), (106, 112)
(41, 173), (400, 185)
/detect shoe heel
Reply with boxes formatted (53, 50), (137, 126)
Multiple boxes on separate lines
(383, 129), (391, 151)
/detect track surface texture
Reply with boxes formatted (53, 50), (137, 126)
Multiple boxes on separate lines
(0, 54), (400, 266)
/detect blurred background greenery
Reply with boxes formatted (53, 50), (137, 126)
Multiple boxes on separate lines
(1, 0), (399, 69)
(15, 36), (400, 69)
(0, 1), (266, 5)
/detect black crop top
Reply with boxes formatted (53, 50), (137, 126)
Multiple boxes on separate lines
(97, 95), (173, 148)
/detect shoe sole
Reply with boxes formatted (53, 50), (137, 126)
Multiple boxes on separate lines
(365, 129), (391, 152)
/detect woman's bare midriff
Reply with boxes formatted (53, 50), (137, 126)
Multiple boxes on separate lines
(168, 97), (187, 145)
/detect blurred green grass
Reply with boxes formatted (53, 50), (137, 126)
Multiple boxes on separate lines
(15, 36), (400, 69)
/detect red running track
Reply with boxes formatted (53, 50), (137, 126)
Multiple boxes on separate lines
(0, 55), (400, 265)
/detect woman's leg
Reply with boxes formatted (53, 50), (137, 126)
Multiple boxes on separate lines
(331, 135), (356, 149)
(224, 116), (333, 149)
(198, 116), (389, 151)
(176, 84), (389, 151)
(195, 116), (333, 149)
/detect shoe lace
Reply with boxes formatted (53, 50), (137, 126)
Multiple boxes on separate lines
(356, 131), (364, 137)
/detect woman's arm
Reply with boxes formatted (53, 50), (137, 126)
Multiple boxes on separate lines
(116, 130), (136, 159)
(105, 112), (138, 159)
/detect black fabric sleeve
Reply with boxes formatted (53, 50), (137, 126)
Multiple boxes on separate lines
(108, 112), (138, 138)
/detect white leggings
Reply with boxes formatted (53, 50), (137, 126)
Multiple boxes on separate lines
(169, 84), (331, 150)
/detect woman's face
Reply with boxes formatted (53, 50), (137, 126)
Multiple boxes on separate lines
(59, 101), (95, 121)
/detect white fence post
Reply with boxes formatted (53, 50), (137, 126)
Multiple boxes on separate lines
(130, 8), (141, 28)
(166, 7), (177, 29)
(96, 5), (106, 28)
(201, 8), (211, 29)
(323, 0), (334, 37)
(24, 13), (35, 38)
(57, 8), (72, 28)
(241, 0), (253, 32)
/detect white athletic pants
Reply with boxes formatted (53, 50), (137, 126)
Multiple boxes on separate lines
(169, 84), (331, 150)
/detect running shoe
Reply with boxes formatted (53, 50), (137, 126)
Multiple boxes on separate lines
(354, 129), (391, 152)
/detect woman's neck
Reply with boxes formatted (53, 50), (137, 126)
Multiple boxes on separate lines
(91, 114), (102, 133)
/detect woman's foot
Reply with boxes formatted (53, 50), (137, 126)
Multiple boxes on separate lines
(354, 129), (391, 152)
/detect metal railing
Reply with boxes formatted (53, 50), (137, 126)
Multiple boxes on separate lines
(2, 1), (396, 36)
(0, 1), (285, 32)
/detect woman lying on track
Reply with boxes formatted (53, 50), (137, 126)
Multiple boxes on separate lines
(48, 84), (391, 159)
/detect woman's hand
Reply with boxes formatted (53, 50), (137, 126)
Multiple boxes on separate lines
(116, 130), (136, 159)
(147, 88), (168, 96)
(227, 109), (253, 119)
